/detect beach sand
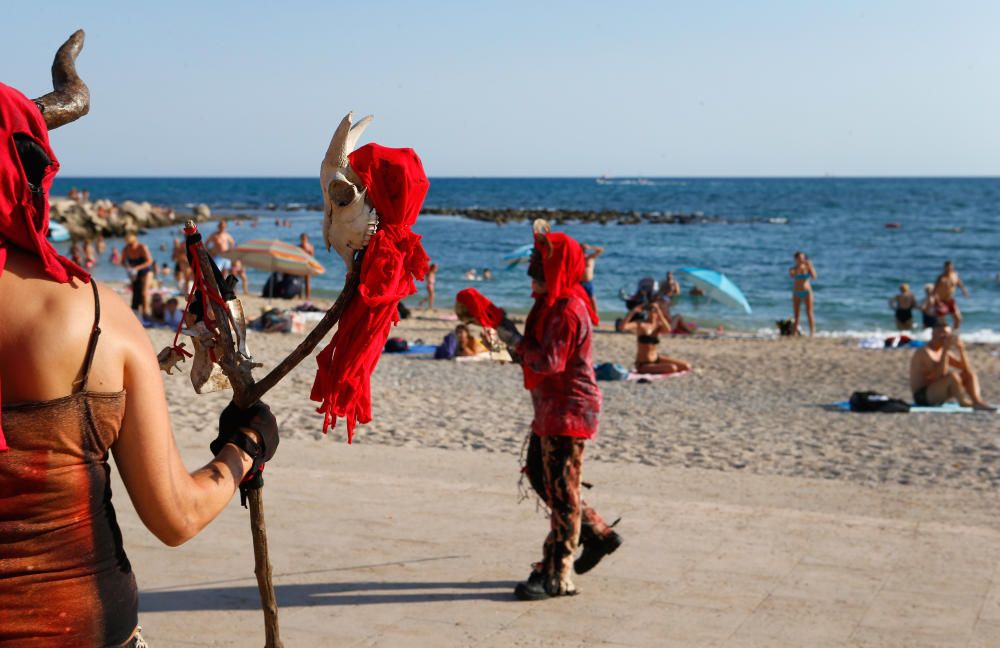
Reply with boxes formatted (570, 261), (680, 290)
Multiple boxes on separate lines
(124, 294), (1000, 646)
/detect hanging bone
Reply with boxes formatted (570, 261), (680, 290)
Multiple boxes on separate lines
(320, 112), (378, 269)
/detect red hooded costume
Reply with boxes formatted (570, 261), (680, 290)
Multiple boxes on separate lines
(518, 232), (601, 439)
(0, 82), (90, 450)
(310, 143), (429, 442)
(456, 287), (504, 328)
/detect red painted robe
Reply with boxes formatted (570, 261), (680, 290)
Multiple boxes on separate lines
(518, 232), (601, 439)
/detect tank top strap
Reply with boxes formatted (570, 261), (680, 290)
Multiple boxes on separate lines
(77, 280), (102, 393)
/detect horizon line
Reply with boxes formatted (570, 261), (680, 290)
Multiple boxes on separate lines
(55, 174), (1000, 180)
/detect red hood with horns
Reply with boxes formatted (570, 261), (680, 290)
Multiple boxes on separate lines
(0, 83), (90, 451)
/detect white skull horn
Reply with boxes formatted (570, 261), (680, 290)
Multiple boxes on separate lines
(320, 112), (377, 269)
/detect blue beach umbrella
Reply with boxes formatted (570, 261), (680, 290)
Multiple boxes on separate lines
(676, 267), (752, 314)
(502, 243), (534, 270)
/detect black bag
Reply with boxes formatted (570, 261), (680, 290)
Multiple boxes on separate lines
(384, 337), (409, 353)
(849, 391), (910, 413)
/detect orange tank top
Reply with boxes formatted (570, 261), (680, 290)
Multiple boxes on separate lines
(0, 281), (138, 647)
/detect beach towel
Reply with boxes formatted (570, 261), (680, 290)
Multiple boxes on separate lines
(401, 344), (438, 355)
(832, 400), (998, 413)
(626, 369), (691, 382)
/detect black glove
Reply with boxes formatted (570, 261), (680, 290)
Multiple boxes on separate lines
(496, 315), (523, 347)
(211, 401), (279, 507)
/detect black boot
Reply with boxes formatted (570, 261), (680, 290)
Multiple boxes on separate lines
(513, 569), (549, 601)
(574, 530), (623, 574)
(514, 569), (578, 600)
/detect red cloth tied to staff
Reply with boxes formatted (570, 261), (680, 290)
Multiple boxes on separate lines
(0, 83), (90, 450)
(521, 232), (598, 392)
(311, 143), (429, 442)
(455, 287), (504, 328)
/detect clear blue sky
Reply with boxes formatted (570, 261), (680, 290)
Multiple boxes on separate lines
(4, 1), (1000, 177)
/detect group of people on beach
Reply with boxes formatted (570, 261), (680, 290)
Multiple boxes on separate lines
(114, 219), (323, 323)
(889, 260), (970, 331)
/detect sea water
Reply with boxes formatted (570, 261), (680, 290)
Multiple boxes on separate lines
(52, 177), (1000, 340)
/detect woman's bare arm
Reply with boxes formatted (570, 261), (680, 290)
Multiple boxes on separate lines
(109, 297), (255, 546)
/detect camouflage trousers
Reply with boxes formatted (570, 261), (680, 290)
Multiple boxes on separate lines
(524, 434), (612, 592)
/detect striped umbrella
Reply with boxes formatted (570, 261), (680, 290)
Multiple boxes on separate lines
(224, 239), (325, 277)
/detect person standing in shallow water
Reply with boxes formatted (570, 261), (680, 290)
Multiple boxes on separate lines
(933, 260), (969, 329)
(889, 283), (917, 330)
(494, 232), (623, 601)
(789, 251), (817, 336)
(418, 262), (438, 310)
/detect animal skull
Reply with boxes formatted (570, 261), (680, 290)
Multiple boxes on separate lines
(320, 112), (378, 270)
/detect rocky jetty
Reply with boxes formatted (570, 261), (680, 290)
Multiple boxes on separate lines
(49, 197), (213, 239)
(419, 206), (725, 225)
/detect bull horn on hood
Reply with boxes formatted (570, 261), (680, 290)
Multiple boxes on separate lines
(321, 112), (373, 182)
(32, 29), (90, 130)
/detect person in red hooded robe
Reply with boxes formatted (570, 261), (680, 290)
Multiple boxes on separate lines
(495, 231), (623, 600)
(0, 39), (278, 647)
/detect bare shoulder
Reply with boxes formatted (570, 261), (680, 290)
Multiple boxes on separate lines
(85, 282), (159, 392)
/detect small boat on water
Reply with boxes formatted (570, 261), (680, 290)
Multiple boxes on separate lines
(47, 222), (70, 242)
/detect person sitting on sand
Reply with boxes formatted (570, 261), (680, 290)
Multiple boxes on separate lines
(909, 323), (995, 411)
(150, 292), (166, 323)
(621, 301), (691, 375)
(656, 296), (696, 335)
(0, 76), (279, 647)
(889, 283), (917, 330)
(163, 296), (184, 329)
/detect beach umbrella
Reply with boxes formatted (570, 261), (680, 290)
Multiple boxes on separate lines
(676, 267), (752, 314)
(502, 243), (534, 270)
(225, 239), (325, 276)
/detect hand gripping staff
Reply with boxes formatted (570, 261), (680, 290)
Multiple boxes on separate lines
(167, 221), (363, 648)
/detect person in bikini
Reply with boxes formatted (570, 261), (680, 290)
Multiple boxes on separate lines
(888, 283), (917, 330)
(920, 283), (940, 329)
(909, 323), (995, 411)
(933, 260), (969, 328)
(620, 301), (691, 375)
(789, 251), (817, 336)
(418, 262), (438, 310)
(122, 232), (155, 319)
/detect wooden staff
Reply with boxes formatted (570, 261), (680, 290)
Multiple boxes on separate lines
(187, 221), (362, 648)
